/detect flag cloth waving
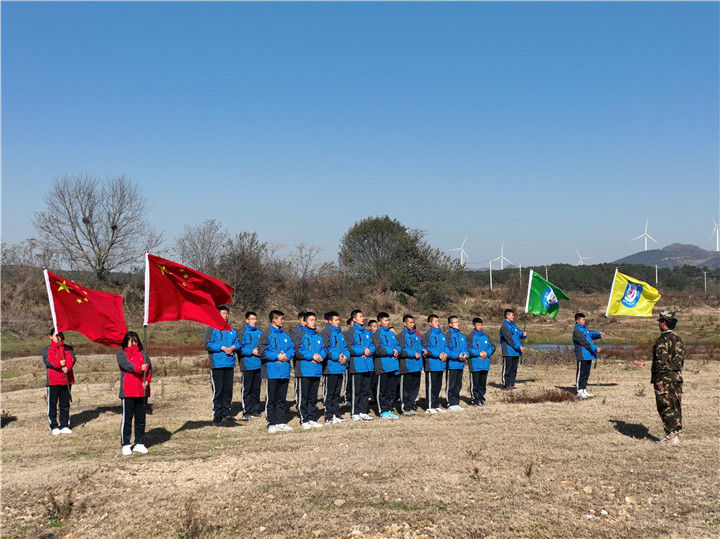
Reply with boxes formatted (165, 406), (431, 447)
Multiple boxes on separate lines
(524, 269), (570, 319)
(605, 269), (661, 317)
(44, 270), (128, 346)
(144, 253), (233, 330)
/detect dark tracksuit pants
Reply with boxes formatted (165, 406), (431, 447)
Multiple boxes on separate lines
(469, 371), (489, 404)
(47, 385), (71, 430)
(351, 372), (372, 415)
(376, 372), (397, 414)
(241, 369), (262, 417)
(425, 371), (444, 409)
(400, 372), (421, 412)
(265, 378), (289, 426)
(343, 372), (351, 404)
(502, 356), (520, 388)
(211, 367), (234, 419)
(323, 373), (343, 420)
(446, 369), (464, 406)
(296, 376), (320, 423)
(121, 397), (146, 446)
(576, 360), (592, 391)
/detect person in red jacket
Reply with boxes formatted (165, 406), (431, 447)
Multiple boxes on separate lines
(42, 329), (76, 435)
(116, 331), (152, 455)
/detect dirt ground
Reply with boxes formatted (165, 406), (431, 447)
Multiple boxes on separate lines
(1, 350), (718, 538)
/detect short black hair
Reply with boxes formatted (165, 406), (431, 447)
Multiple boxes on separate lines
(304, 311), (316, 319)
(269, 310), (284, 323)
(245, 311), (257, 319)
(367, 319), (378, 327)
(350, 309), (363, 321)
(377, 312), (390, 321)
(346, 317), (353, 326)
(121, 331), (144, 351)
(297, 311), (306, 321)
(402, 314), (414, 323)
(575, 313), (586, 322)
(49, 328), (65, 339)
(217, 304), (230, 312)
(504, 309), (514, 318)
(427, 314), (439, 323)
(448, 315), (458, 324)
(472, 317), (483, 325)
(325, 311), (339, 322)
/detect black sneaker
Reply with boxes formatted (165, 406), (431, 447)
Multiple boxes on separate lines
(213, 417), (223, 425)
(222, 416), (236, 424)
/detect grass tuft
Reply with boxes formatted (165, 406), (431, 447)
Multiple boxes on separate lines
(502, 388), (575, 404)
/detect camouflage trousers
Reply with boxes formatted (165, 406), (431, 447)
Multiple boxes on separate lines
(654, 380), (682, 435)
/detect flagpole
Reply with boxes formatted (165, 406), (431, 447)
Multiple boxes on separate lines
(605, 268), (618, 318)
(524, 269), (534, 314)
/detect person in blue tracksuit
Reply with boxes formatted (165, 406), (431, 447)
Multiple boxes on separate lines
(320, 311), (350, 424)
(344, 309), (375, 421)
(237, 311), (262, 420)
(422, 314), (448, 413)
(372, 312), (402, 419)
(499, 309), (527, 390)
(258, 310), (295, 433)
(467, 317), (495, 406)
(397, 314), (425, 415)
(572, 312), (603, 399)
(204, 305), (241, 425)
(294, 312), (326, 429)
(367, 319), (379, 406)
(289, 312), (307, 406)
(445, 316), (469, 411)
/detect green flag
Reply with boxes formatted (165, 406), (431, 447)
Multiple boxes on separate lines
(524, 270), (569, 319)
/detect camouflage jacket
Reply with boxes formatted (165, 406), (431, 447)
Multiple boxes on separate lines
(651, 330), (684, 384)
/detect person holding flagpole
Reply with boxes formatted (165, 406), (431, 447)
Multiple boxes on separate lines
(117, 331), (151, 455)
(572, 313), (603, 399)
(499, 309), (526, 390)
(42, 329), (76, 435)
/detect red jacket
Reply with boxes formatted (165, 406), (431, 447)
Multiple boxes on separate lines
(116, 346), (152, 398)
(42, 342), (76, 386)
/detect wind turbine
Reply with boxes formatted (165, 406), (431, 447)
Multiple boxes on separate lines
(631, 218), (658, 251)
(574, 247), (593, 266)
(449, 235), (470, 265)
(492, 241), (513, 270)
(711, 217), (719, 252)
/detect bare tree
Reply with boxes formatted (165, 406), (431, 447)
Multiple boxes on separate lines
(284, 243), (324, 309)
(33, 174), (163, 280)
(1, 237), (61, 268)
(174, 219), (229, 274)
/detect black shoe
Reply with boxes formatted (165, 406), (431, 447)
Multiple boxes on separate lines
(213, 417), (223, 425)
(222, 416), (236, 424)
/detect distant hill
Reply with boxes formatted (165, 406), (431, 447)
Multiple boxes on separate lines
(614, 243), (719, 269)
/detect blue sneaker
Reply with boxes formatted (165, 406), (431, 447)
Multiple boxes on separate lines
(381, 411), (399, 419)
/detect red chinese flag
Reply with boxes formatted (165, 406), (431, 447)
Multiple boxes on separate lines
(44, 270), (128, 347)
(144, 253), (233, 330)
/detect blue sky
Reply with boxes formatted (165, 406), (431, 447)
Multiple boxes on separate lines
(2, 1), (718, 269)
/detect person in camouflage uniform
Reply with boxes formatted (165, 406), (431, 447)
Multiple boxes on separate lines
(651, 310), (684, 445)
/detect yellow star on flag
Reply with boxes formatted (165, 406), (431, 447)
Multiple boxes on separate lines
(76, 298), (83, 304)
(56, 280), (71, 293)
(157, 264), (173, 276)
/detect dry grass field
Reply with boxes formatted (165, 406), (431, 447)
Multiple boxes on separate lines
(2, 347), (719, 538)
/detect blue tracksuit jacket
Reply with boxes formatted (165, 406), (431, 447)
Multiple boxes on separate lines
(320, 326), (350, 375)
(500, 320), (525, 357)
(237, 324), (262, 371)
(204, 326), (241, 369)
(467, 330), (495, 372)
(372, 326), (401, 375)
(572, 324), (602, 361)
(422, 327), (448, 372)
(446, 328), (469, 371)
(398, 329), (424, 374)
(344, 324), (375, 374)
(295, 327), (326, 377)
(258, 326), (295, 380)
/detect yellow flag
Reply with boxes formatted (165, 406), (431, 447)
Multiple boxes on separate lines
(605, 269), (661, 317)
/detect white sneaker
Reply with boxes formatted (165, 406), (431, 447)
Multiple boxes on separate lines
(448, 405), (464, 412)
(585, 390), (594, 398)
(60, 427), (72, 434)
(122, 445), (132, 456)
(308, 420), (323, 428)
(268, 425), (278, 434)
(278, 423), (293, 431)
(577, 389), (588, 399)
(301, 422), (312, 430)
(132, 444), (148, 454)
(425, 408), (438, 414)
(330, 416), (347, 424)
(51, 428), (61, 435)
(351, 414), (362, 421)
(359, 413), (373, 421)
(435, 407), (447, 413)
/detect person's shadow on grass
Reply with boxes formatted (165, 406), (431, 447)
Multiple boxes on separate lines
(145, 427), (172, 448)
(609, 419), (660, 441)
(71, 405), (122, 428)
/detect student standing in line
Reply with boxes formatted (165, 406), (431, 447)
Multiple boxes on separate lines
(117, 331), (151, 455)
(204, 305), (241, 424)
(445, 315), (469, 411)
(320, 311), (350, 424)
(258, 310), (295, 433)
(397, 315), (425, 416)
(42, 329), (76, 435)
(345, 309), (375, 421)
(572, 312), (603, 399)
(422, 314), (448, 414)
(467, 317), (495, 406)
(295, 312), (325, 429)
(237, 311), (263, 420)
(372, 312), (401, 419)
(499, 308), (526, 390)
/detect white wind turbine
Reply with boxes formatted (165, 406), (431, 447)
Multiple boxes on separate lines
(575, 247), (593, 266)
(449, 235), (470, 265)
(711, 217), (720, 252)
(492, 241), (513, 270)
(631, 218), (658, 251)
